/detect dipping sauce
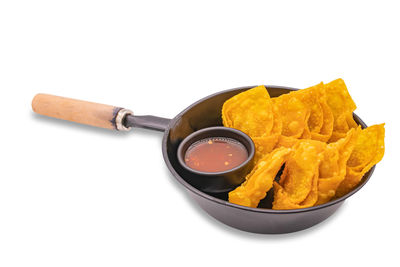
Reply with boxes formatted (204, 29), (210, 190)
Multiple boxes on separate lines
(184, 137), (248, 173)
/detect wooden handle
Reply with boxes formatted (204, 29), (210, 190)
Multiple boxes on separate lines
(32, 94), (131, 130)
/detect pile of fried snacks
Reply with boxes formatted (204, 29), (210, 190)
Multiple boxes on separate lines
(223, 79), (385, 209)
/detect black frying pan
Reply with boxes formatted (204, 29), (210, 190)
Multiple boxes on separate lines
(32, 85), (374, 234)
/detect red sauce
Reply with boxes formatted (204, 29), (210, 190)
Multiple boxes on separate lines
(184, 137), (248, 173)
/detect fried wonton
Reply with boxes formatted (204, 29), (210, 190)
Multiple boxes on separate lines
(274, 83), (333, 146)
(298, 83), (325, 135)
(222, 86), (274, 138)
(251, 105), (283, 163)
(272, 140), (326, 209)
(316, 127), (360, 205)
(325, 79), (358, 142)
(229, 147), (291, 208)
(309, 88), (334, 142)
(272, 91), (310, 139)
(335, 124), (385, 197)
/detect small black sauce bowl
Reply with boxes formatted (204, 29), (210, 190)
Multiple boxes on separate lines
(177, 126), (255, 193)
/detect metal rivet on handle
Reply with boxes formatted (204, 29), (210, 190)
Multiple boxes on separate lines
(116, 108), (133, 131)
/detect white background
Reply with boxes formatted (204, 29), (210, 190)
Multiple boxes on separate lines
(0, 1), (398, 266)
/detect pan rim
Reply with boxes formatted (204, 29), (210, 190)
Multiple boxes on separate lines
(162, 85), (375, 214)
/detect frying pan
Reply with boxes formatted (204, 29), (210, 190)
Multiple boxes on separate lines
(32, 85), (374, 234)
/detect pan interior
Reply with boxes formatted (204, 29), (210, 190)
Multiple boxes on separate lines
(163, 86), (371, 210)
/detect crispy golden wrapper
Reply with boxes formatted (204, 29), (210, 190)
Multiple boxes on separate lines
(251, 106), (283, 163)
(279, 140), (326, 202)
(276, 135), (300, 149)
(222, 86), (282, 163)
(252, 135), (279, 164)
(298, 83), (325, 134)
(274, 83), (333, 146)
(298, 83), (327, 135)
(228, 147), (291, 208)
(325, 79), (358, 142)
(347, 124), (384, 169)
(272, 91), (310, 139)
(309, 90), (334, 142)
(272, 140), (326, 209)
(316, 128), (360, 205)
(272, 171), (319, 210)
(222, 86), (274, 138)
(329, 131), (348, 143)
(335, 124), (385, 197)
